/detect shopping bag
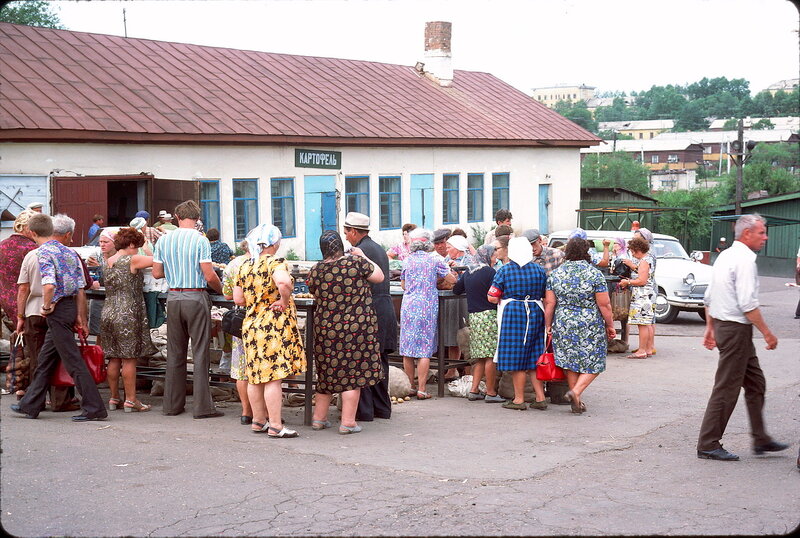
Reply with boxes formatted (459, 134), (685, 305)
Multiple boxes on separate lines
(50, 332), (107, 387)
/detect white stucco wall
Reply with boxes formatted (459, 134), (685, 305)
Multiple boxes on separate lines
(0, 142), (582, 258)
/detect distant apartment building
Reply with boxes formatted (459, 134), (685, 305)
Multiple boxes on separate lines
(597, 120), (675, 140)
(580, 139), (704, 172)
(707, 116), (799, 131)
(532, 84), (595, 108)
(764, 78), (799, 95)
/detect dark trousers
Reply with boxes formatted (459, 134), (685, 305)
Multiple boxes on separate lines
(163, 292), (215, 417)
(697, 320), (772, 451)
(795, 297), (800, 317)
(17, 297), (106, 419)
(23, 314), (74, 410)
(356, 349), (392, 421)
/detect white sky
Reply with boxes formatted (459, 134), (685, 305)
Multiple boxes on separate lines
(50, 0), (799, 95)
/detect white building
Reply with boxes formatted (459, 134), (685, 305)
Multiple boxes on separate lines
(0, 22), (599, 258)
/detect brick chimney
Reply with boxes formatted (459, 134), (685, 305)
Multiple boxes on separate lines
(423, 21), (452, 87)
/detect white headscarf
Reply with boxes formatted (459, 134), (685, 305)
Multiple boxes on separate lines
(508, 236), (533, 267)
(245, 224), (282, 260)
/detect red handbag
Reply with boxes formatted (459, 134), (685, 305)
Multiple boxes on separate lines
(536, 334), (566, 382)
(51, 332), (107, 387)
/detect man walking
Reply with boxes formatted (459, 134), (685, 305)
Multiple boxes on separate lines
(11, 213), (106, 422)
(343, 212), (396, 421)
(153, 200), (223, 419)
(697, 214), (788, 461)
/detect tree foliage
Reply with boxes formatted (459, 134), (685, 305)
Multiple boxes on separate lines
(580, 151), (651, 195)
(553, 100), (598, 132)
(654, 188), (719, 251)
(0, 0), (64, 29)
(715, 142), (800, 203)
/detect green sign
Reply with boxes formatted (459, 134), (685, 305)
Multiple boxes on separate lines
(295, 148), (342, 170)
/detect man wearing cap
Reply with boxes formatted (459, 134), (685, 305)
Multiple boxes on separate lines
(431, 228), (452, 260)
(343, 212), (396, 421)
(523, 229), (565, 276)
(26, 202), (44, 213)
(88, 214), (104, 242)
(155, 210), (177, 231)
(714, 237), (728, 253)
(153, 200), (223, 419)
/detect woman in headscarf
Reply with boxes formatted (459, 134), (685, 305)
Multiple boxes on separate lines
(307, 230), (385, 434)
(233, 224), (305, 438)
(399, 228), (453, 400)
(488, 236), (548, 411)
(453, 245), (504, 402)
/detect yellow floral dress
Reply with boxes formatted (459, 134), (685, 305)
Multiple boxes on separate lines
(234, 255), (305, 384)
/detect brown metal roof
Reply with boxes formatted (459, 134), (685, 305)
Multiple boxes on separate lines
(0, 23), (600, 147)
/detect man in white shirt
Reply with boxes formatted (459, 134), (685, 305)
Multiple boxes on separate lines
(697, 214), (788, 461)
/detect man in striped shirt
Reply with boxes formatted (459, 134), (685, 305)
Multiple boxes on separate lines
(153, 200), (223, 419)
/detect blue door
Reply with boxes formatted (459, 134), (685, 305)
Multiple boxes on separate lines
(410, 174), (434, 229)
(304, 175), (337, 260)
(538, 184), (551, 234)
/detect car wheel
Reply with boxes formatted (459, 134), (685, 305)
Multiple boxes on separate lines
(654, 289), (679, 324)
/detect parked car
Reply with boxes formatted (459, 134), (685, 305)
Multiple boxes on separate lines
(547, 229), (712, 323)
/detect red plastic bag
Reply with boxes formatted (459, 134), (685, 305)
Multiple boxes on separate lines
(535, 334), (565, 382)
(50, 332), (107, 387)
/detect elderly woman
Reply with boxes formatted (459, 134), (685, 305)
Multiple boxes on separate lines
(387, 223), (417, 261)
(453, 245), (504, 402)
(222, 241), (253, 425)
(233, 224), (305, 438)
(399, 228), (454, 399)
(618, 236), (654, 359)
(100, 227), (158, 412)
(207, 228), (234, 264)
(544, 238), (616, 414)
(307, 231), (385, 434)
(488, 237), (548, 410)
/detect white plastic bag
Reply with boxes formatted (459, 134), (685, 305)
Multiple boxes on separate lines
(446, 375), (487, 397)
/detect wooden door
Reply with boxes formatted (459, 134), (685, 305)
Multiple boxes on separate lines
(52, 177), (108, 244)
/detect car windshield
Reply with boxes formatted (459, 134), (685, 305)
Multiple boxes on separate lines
(650, 238), (689, 259)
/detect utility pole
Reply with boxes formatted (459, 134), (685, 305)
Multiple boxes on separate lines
(734, 119), (743, 215)
(123, 8), (128, 38)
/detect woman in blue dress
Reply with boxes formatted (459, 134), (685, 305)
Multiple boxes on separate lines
(399, 229), (454, 399)
(488, 237), (548, 411)
(544, 237), (616, 414)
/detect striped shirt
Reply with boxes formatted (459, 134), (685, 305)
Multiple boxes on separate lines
(153, 228), (211, 289)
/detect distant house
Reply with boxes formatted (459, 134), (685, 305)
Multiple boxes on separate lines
(707, 117), (799, 131)
(580, 139), (705, 171)
(0, 22), (599, 256)
(764, 78), (799, 96)
(531, 84), (596, 108)
(597, 120), (675, 140)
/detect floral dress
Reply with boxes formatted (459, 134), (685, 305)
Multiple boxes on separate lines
(399, 251), (450, 358)
(306, 256), (382, 393)
(547, 260), (608, 374)
(99, 255), (158, 359)
(234, 255), (305, 384)
(222, 254), (248, 380)
(628, 256), (655, 325)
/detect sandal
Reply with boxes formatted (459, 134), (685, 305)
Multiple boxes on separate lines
(108, 398), (123, 411)
(251, 421), (269, 433)
(123, 400), (151, 413)
(625, 353), (648, 359)
(565, 391), (583, 414)
(502, 401), (527, 410)
(338, 424), (362, 435)
(416, 391), (432, 400)
(312, 419), (332, 430)
(267, 426), (299, 438)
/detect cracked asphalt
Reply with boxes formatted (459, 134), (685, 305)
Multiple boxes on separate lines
(2, 276), (798, 536)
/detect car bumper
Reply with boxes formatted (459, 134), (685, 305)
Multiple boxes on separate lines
(667, 284), (707, 311)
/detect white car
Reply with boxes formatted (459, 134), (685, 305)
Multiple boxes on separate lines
(547, 229), (712, 323)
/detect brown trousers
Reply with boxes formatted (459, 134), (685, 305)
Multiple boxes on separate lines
(697, 320), (773, 451)
(163, 291), (216, 417)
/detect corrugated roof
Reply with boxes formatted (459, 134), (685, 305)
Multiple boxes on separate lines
(654, 129), (799, 144)
(0, 23), (599, 147)
(580, 139), (704, 153)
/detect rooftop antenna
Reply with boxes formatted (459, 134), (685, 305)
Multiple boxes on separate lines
(123, 8), (128, 38)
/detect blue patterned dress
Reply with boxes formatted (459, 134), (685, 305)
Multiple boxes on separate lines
(492, 261), (547, 371)
(399, 251), (450, 358)
(547, 261), (608, 374)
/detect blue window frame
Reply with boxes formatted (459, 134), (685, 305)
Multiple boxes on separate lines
(270, 178), (295, 238)
(345, 175), (370, 216)
(492, 173), (510, 215)
(467, 173), (483, 222)
(442, 173), (459, 224)
(379, 175), (401, 230)
(199, 180), (220, 233)
(233, 178), (259, 241)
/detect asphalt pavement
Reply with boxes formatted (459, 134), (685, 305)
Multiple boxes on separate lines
(1, 276), (798, 536)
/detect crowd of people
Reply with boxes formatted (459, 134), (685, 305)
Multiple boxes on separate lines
(1, 204), (792, 464)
